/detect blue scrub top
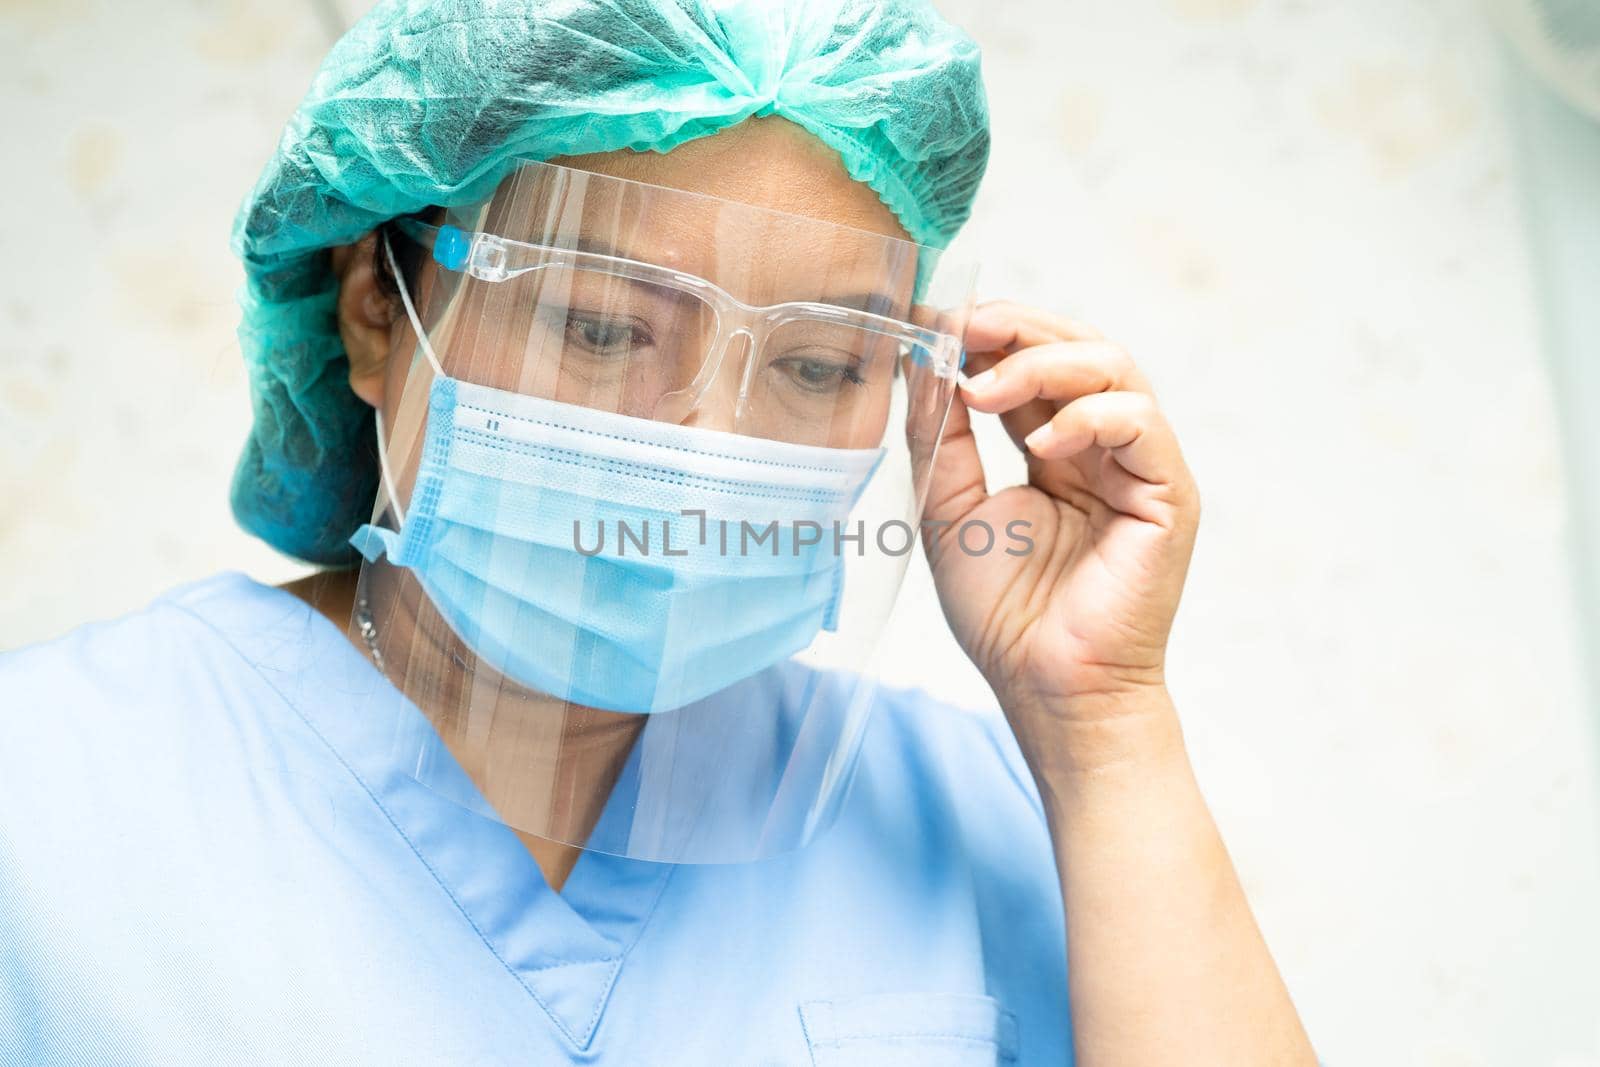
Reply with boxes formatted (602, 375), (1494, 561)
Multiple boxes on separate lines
(0, 573), (1069, 1065)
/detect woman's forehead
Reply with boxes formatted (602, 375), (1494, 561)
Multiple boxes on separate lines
(547, 116), (914, 242)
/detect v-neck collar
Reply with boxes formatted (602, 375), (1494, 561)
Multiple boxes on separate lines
(196, 574), (675, 1051)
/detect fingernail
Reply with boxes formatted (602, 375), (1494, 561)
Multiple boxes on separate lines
(965, 368), (996, 393)
(1025, 424), (1055, 452)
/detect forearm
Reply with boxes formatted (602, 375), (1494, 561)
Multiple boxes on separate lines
(1011, 687), (1315, 1067)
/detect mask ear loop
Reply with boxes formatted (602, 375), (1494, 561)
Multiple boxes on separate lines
(375, 228), (449, 528)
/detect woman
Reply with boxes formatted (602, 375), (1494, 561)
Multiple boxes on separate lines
(0, 1), (1316, 1064)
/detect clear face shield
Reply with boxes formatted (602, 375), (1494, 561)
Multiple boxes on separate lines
(347, 159), (975, 863)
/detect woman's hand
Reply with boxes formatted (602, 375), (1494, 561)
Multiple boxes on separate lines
(926, 303), (1317, 1065)
(923, 301), (1200, 755)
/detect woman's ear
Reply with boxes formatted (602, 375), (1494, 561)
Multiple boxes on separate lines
(331, 231), (396, 409)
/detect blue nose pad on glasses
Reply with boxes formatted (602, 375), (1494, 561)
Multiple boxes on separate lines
(650, 327), (756, 427)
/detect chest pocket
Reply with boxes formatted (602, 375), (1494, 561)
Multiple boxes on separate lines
(799, 992), (1019, 1066)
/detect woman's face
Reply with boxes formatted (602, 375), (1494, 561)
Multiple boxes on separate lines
(354, 117), (919, 455)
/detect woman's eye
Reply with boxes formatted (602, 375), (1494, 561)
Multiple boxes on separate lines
(565, 313), (648, 355)
(773, 354), (866, 394)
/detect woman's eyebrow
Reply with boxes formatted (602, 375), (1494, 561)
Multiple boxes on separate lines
(816, 289), (907, 319)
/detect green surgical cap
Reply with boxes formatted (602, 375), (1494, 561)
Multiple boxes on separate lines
(231, 0), (990, 564)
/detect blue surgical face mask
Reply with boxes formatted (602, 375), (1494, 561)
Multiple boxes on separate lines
(350, 374), (883, 714)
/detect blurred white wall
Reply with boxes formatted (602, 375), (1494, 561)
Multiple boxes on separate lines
(2, 1), (1597, 1064)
